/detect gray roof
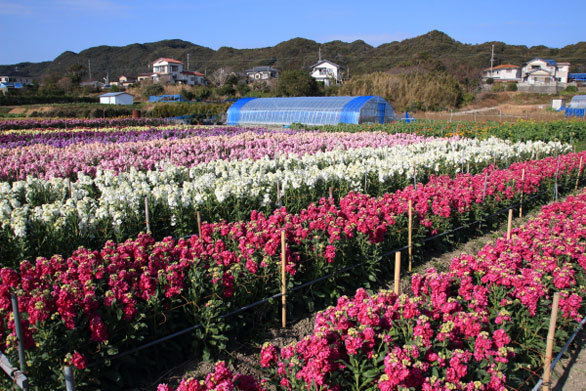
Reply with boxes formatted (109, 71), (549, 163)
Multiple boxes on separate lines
(100, 92), (132, 97)
(245, 66), (279, 73)
(311, 59), (344, 69)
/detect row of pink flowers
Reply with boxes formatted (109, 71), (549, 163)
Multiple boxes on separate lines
(0, 130), (434, 181)
(0, 152), (583, 389)
(164, 188), (586, 391)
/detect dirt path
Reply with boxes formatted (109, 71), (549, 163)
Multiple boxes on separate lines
(552, 328), (586, 391)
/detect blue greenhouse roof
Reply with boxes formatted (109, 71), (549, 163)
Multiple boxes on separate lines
(226, 96), (395, 126)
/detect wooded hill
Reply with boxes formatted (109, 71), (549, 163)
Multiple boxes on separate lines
(2, 30), (585, 82)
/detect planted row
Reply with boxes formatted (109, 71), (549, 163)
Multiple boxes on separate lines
(0, 130), (431, 181)
(163, 186), (586, 391)
(0, 138), (566, 263)
(0, 152), (583, 390)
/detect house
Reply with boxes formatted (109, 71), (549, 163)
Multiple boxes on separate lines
(310, 60), (344, 86)
(521, 58), (570, 85)
(482, 64), (521, 82)
(245, 66), (280, 81)
(99, 92), (134, 105)
(145, 57), (206, 86)
(111, 75), (137, 87)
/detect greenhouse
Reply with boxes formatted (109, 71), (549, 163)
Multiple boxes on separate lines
(226, 96), (395, 126)
(568, 95), (586, 109)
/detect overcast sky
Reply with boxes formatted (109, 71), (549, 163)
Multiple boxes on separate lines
(1, 0), (584, 65)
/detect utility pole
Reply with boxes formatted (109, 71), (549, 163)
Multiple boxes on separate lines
(318, 47), (322, 62)
(490, 44), (495, 73)
(88, 59), (92, 81)
(187, 53), (190, 70)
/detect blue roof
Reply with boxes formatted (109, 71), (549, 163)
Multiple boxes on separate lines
(226, 96), (395, 126)
(527, 58), (557, 66)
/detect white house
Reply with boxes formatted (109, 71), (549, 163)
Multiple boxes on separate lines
(99, 92), (134, 105)
(310, 60), (344, 86)
(147, 58), (206, 86)
(0, 74), (34, 85)
(245, 66), (280, 81)
(482, 64), (521, 82)
(521, 58), (570, 85)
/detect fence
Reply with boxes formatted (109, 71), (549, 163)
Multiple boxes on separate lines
(2, 158), (585, 390)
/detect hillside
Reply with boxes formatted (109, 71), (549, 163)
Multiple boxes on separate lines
(1, 31), (584, 82)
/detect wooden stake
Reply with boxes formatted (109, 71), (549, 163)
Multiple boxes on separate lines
(507, 209), (513, 240)
(408, 200), (413, 272)
(542, 292), (561, 391)
(276, 181), (281, 207)
(482, 172), (488, 202)
(329, 187), (333, 200)
(576, 156), (583, 192)
(519, 169), (525, 218)
(196, 211), (202, 237)
(144, 196), (151, 233)
(281, 230), (287, 328)
(394, 251), (401, 295)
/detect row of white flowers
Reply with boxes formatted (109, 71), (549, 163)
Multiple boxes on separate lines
(0, 137), (568, 261)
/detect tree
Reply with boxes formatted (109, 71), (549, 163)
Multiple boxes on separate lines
(66, 64), (87, 85)
(277, 70), (321, 97)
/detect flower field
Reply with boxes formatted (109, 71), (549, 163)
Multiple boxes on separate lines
(162, 188), (586, 391)
(0, 121), (584, 390)
(0, 125), (568, 263)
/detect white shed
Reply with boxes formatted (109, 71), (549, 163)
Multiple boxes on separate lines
(99, 92), (134, 105)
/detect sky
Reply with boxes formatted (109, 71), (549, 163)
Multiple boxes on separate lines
(1, 0), (585, 65)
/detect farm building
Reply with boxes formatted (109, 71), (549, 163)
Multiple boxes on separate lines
(99, 92), (134, 105)
(226, 96), (394, 126)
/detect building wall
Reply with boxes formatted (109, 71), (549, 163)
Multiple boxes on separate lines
(311, 63), (341, 86)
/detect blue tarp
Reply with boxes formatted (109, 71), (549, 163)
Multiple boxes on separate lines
(569, 73), (586, 82)
(148, 94), (188, 103)
(226, 96), (395, 126)
(565, 108), (585, 118)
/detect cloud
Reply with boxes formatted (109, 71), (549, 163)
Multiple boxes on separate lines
(0, 1), (34, 15)
(320, 32), (410, 46)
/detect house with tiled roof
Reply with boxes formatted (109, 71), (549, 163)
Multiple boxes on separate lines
(482, 64), (521, 82)
(521, 58), (570, 84)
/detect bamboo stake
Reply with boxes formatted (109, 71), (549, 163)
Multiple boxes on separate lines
(519, 169), (525, 218)
(507, 209), (513, 240)
(329, 187), (333, 200)
(394, 251), (401, 295)
(196, 211), (202, 237)
(576, 156), (583, 192)
(408, 200), (413, 272)
(281, 230), (287, 328)
(276, 181), (281, 206)
(144, 196), (151, 233)
(542, 292), (561, 391)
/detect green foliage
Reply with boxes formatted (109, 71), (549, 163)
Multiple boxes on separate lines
(506, 82), (518, 91)
(147, 102), (230, 118)
(491, 83), (506, 92)
(0, 95), (98, 106)
(66, 64), (87, 85)
(277, 70), (321, 96)
(565, 85), (578, 92)
(143, 83), (164, 98)
(291, 119), (586, 144)
(486, 77), (494, 85)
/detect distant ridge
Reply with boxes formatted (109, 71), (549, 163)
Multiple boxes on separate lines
(1, 31), (584, 81)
